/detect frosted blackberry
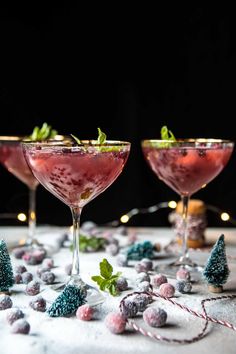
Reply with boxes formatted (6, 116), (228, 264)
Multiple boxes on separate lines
(143, 307), (167, 327)
(116, 277), (128, 291)
(76, 304), (94, 321)
(12, 247), (26, 259)
(29, 296), (47, 312)
(22, 252), (37, 265)
(176, 280), (192, 294)
(23, 248), (46, 265)
(140, 258), (153, 271)
(6, 308), (24, 325)
(64, 263), (72, 275)
(15, 265), (27, 274)
(159, 283), (175, 298)
(11, 319), (30, 334)
(137, 281), (150, 292)
(133, 294), (150, 312)
(21, 272), (33, 284)
(120, 299), (138, 318)
(135, 272), (150, 284)
(26, 280), (40, 296)
(14, 273), (22, 284)
(116, 254), (128, 267)
(152, 274), (168, 287)
(41, 271), (55, 284)
(0, 294), (13, 310)
(105, 243), (119, 256)
(105, 312), (126, 334)
(134, 263), (148, 273)
(42, 258), (54, 269)
(36, 266), (51, 278)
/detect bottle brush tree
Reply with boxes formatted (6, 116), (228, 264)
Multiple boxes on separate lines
(203, 234), (229, 293)
(0, 239), (14, 293)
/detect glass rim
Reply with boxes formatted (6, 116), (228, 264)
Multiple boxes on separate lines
(0, 135), (66, 143)
(142, 138), (234, 145)
(22, 139), (131, 147)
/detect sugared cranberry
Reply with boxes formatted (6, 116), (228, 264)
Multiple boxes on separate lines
(76, 304), (94, 321)
(143, 307), (167, 327)
(29, 296), (47, 312)
(104, 312), (126, 334)
(11, 319), (30, 334)
(40, 271), (55, 284)
(6, 308), (24, 325)
(26, 280), (40, 296)
(0, 295), (13, 310)
(21, 272), (33, 284)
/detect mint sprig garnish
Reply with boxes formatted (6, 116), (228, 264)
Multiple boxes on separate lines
(91, 258), (122, 296)
(161, 126), (176, 141)
(146, 125), (177, 148)
(78, 234), (105, 252)
(29, 122), (58, 141)
(70, 128), (107, 146)
(97, 127), (106, 144)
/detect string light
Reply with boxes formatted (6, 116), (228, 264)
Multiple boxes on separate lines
(0, 203), (235, 226)
(168, 200), (177, 209)
(17, 213), (27, 222)
(221, 212), (230, 222)
(117, 201), (236, 226)
(0, 212), (26, 223)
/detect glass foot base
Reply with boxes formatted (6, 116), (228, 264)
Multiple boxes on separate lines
(51, 278), (105, 307)
(157, 258), (204, 282)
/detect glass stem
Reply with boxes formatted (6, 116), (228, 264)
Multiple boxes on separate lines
(70, 207), (82, 282)
(28, 187), (36, 245)
(180, 195), (189, 262)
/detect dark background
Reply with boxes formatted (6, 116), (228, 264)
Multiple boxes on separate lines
(1, 4), (236, 228)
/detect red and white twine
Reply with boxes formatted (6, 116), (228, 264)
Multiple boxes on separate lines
(119, 291), (236, 344)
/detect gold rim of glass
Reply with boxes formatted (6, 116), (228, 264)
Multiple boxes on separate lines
(141, 138), (234, 147)
(0, 135), (66, 143)
(22, 139), (131, 147)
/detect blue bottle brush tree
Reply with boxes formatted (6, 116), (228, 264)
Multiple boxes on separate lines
(203, 234), (229, 293)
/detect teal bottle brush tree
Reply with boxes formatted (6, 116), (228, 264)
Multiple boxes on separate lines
(203, 234), (229, 293)
(0, 239), (14, 293)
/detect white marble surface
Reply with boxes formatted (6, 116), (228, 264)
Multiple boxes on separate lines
(0, 226), (236, 354)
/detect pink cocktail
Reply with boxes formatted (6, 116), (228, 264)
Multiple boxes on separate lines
(0, 139), (39, 190)
(25, 144), (130, 208)
(141, 139), (234, 271)
(0, 136), (39, 243)
(142, 143), (233, 197)
(23, 139), (131, 305)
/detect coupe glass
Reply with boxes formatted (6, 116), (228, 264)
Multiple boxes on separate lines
(0, 136), (40, 246)
(22, 138), (131, 305)
(141, 139), (234, 275)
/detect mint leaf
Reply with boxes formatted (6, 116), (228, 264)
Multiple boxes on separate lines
(91, 275), (104, 286)
(70, 134), (82, 145)
(109, 272), (122, 281)
(107, 282), (118, 296)
(29, 122), (58, 141)
(161, 126), (176, 141)
(100, 258), (113, 279)
(100, 279), (110, 291)
(97, 127), (106, 144)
